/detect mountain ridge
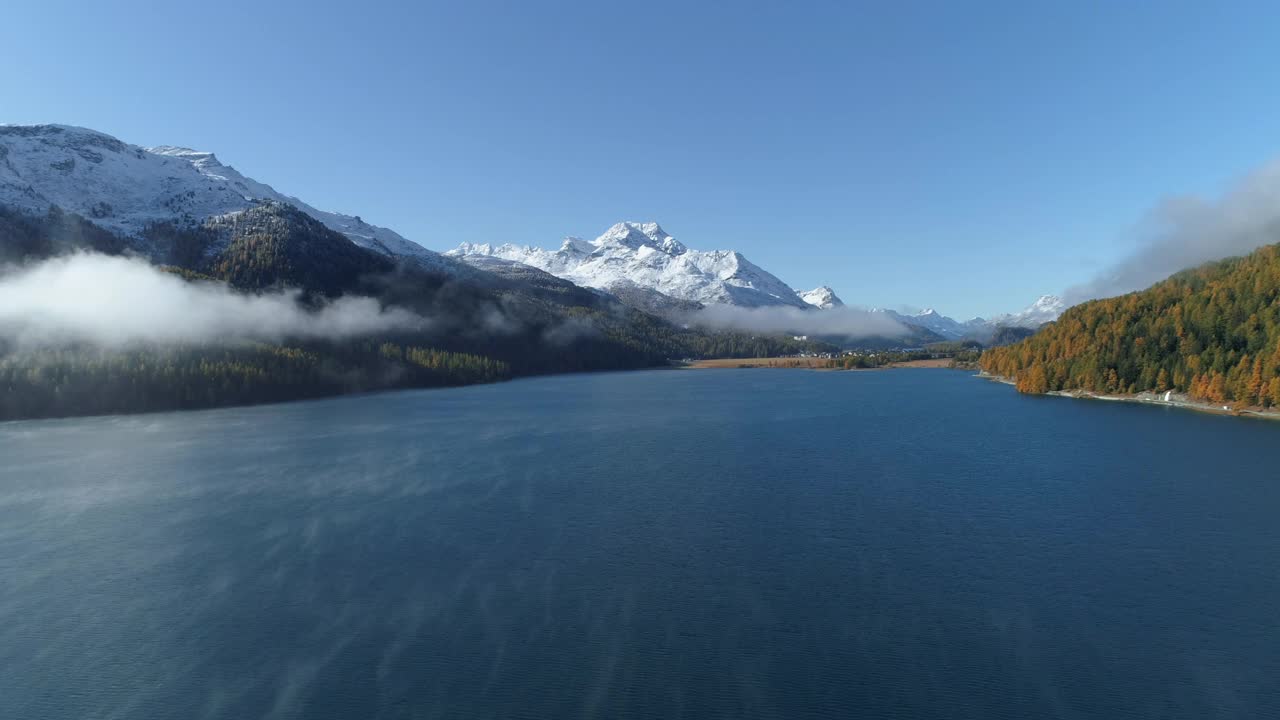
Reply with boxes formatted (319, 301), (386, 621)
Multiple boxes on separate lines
(0, 123), (451, 269)
(449, 221), (818, 309)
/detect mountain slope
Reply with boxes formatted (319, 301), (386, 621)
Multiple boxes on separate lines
(0, 203), (128, 263)
(981, 244), (1280, 404)
(1, 199), (844, 420)
(0, 141), (845, 419)
(198, 202), (396, 295)
(987, 325), (1037, 347)
(449, 222), (813, 309)
(0, 124), (449, 267)
(147, 145), (438, 261)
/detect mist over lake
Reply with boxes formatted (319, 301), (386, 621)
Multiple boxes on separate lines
(2, 369), (1278, 719)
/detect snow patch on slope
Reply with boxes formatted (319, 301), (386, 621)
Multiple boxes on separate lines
(147, 145), (436, 261)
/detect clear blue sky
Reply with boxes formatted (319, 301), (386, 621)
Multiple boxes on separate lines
(4, 1), (1279, 318)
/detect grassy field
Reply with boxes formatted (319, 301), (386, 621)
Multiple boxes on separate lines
(884, 358), (954, 368)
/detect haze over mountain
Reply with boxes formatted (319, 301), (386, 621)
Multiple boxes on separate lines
(867, 295), (1066, 341)
(1065, 159), (1280, 306)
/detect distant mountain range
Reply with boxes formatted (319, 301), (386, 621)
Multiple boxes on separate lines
(447, 224), (1066, 336)
(870, 296), (1067, 341)
(1, 123), (1066, 345)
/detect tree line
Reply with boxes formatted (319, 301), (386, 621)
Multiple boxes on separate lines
(0, 202), (847, 419)
(980, 243), (1280, 407)
(0, 342), (510, 420)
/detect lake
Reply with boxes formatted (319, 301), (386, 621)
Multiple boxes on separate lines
(2, 368), (1278, 719)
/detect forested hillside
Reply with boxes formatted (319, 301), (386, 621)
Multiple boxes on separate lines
(988, 325), (1036, 347)
(981, 243), (1280, 406)
(0, 203), (838, 419)
(0, 342), (507, 420)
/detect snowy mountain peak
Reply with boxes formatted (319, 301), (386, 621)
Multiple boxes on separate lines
(455, 242), (493, 255)
(799, 286), (844, 309)
(560, 236), (594, 255)
(596, 221), (687, 256)
(990, 295), (1067, 329)
(448, 222), (809, 308)
(1028, 295), (1064, 313)
(0, 124), (443, 265)
(875, 307), (970, 339)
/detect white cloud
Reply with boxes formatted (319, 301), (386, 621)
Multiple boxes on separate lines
(1068, 159), (1280, 303)
(688, 304), (908, 339)
(0, 253), (426, 348)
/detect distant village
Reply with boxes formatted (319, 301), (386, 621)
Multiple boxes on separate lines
(790, 336), (930, 359)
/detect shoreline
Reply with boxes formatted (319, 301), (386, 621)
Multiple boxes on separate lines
(976, 372), (1280, 422)
(680, 357), (962, 370)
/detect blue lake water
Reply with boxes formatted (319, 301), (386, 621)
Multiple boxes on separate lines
(2, 368), (1278, 719)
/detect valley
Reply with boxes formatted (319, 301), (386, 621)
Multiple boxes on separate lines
(7, 6), (1280, 719)
(0, 123), (1058, 421)
(5, 122), (1280, 424)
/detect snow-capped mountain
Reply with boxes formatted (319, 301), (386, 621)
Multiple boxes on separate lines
(0, 124), (440, 263)
(905, 308), (971, 339)
(871, 294), (1066, 340)
(989, 295), (1065, 329)
(869, 308), (973, 339)
(449, 222), (812, 308)
(799, 286), (844, 309)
